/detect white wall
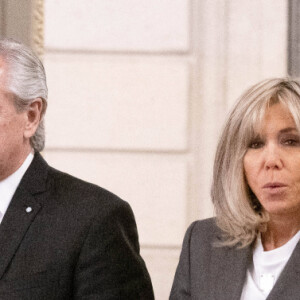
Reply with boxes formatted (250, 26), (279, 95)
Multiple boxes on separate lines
(43, 1), (288, 298)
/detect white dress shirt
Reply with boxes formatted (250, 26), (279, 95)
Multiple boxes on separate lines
(241, 230), (300, 300)
(0, 152), (34, 223)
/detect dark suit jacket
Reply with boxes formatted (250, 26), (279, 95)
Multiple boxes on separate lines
(0, 152), (154, 299)
(170, 218), (300, 300)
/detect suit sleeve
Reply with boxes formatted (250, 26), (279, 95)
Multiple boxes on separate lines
(169, 222), (197, 300)
(73, 200), (154, 300)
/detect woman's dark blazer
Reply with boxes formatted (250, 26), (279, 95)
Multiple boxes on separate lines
(170, 218), (300, 300)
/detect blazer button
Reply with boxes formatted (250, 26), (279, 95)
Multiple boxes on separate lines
(26, 207), (32, 213)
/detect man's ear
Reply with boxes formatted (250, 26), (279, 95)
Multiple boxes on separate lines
(23, 98), (44, 139)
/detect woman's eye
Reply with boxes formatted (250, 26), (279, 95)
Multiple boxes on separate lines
(282, 139), (300, 146)
(248, 141), (263, 149)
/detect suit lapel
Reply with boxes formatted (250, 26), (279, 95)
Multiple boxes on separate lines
(0, 152), (48, 279)
(267, 240), (300, 300)
(0, 187), (42, 279)
(210, 242), (252, 300)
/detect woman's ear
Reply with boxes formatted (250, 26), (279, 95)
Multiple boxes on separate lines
(23, 98), (44, 139)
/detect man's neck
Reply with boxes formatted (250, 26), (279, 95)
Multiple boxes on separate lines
(0, 147), (33, 181)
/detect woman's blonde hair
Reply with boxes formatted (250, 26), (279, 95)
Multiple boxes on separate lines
(212, 78), (300, 247)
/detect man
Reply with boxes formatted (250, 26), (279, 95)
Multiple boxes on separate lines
(0, 38), (154, 299)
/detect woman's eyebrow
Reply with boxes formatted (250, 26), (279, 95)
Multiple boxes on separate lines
(279, 127), (298, 134)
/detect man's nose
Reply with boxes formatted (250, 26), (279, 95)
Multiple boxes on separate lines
(263, 144), (283, 170)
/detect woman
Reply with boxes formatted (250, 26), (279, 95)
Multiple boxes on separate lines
(170, 78), (300, 300)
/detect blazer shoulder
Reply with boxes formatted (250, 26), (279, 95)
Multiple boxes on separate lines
(189, 218), (220, 238)
(170, 218), (221, 299)
(184, 218), (222, 252)
(47, 165), (129, 214)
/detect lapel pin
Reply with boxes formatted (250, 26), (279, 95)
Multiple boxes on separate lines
(26, 207), (32, 213)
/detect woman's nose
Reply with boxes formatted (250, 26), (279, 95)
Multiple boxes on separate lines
(263, 144), (283, 170)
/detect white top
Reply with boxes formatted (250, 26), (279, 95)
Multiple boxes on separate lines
(0, 152), (34, 223)
(240, 230), (300, 300)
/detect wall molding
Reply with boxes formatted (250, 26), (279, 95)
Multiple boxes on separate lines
(288, 0), (300, 77)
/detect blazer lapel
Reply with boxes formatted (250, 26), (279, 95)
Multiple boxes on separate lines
(267, 241), (300, 300)
(0, 152), (48, 279)
(210, 242), (252, 300)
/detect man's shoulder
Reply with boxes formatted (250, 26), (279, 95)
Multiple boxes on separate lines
(48, 165), (118, 198)
(21, 152), (129, 219)
(47, 165), (128, 212)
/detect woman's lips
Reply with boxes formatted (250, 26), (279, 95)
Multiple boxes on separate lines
(263, 182), (287, 188)
(262, 182), (287, 194)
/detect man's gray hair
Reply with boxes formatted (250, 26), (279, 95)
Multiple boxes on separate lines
(0, 38), (47, 152)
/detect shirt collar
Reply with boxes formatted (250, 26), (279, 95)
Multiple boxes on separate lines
(0, 152), (34, 217)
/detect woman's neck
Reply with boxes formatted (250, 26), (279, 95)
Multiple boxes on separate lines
(261, 214), (300, 251)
